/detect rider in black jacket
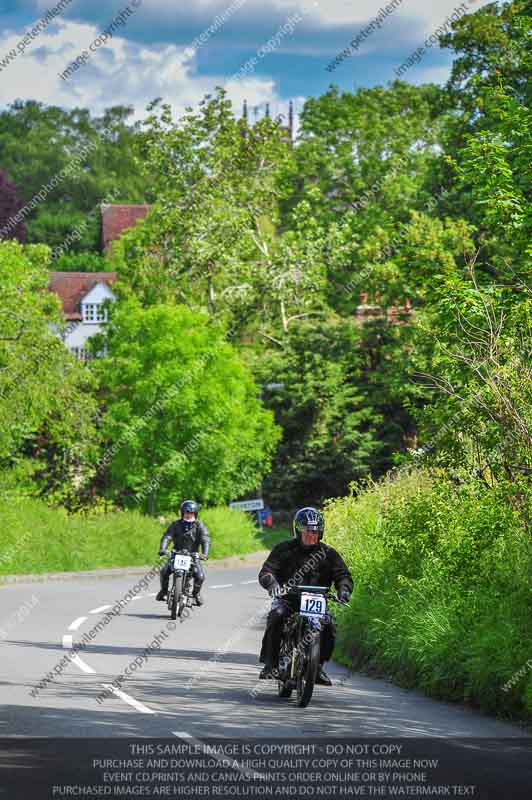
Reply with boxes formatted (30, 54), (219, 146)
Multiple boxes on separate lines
(157, 500), (211, 606)
(258, 507), (353, 685)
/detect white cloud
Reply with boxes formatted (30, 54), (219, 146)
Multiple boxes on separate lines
(267, 0), (488, 29)
(0, 18), (287, 119)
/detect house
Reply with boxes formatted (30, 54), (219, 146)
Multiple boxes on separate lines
(101, 203), (150, 253)
(48, 271), (117, 361)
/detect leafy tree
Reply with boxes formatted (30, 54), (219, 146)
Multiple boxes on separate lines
(53, 252), (111, 272)
(115, 91), (328, 340)
(0, 101), (147, 250)
(93, 300), (280, 512)
(256, 318), (384, 507)
(0, 169), (26, 242)
(0, 241), (98, 504)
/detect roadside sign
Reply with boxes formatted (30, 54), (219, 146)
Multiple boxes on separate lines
(230, 499), (265, 512)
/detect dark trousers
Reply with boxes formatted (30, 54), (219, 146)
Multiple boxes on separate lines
(259, 598), (336, 668)
(160, 558), (205, 595)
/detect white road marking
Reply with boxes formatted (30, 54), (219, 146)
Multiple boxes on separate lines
(147, 592), (157, 597)
(89, 604), (112, 614)
(210, 584), (233, 589)
(72, 655), (96, 674)
(102, 684), (156, 714)
(172, 731), (192, 739)
(68, 616), (87, 631)
(62, 634), (96, 674)
(241, 580), (257, 585)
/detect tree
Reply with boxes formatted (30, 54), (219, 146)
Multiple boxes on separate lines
(0, 170), (27, 242)
(0, 241), (98, 504)
(93, 300), (280, 512)
(256, 318), (384, 507)
(114, 91), (328, 338)
(0, 101), (148, 250)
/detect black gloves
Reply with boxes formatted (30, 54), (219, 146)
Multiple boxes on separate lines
(159, 549), (167, 557)
(338, 590), (351, 604)
(268, 581), (282, 599)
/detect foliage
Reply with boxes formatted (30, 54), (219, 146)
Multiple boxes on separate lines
(53, 251), (111, 272)
(0, 101), (147, 250)
(0, 169), (26, 242)
(256, 318), (392, 507)
(93, 299), (281, 512)
(0, 241), (100, 506)
(0, 499), (278, 575)
(114, 90), (329, 340)
(326, 470), (532, 720)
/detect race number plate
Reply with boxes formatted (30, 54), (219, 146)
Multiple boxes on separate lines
(300, 592), (326, 618)
(173, 554), (192, 571)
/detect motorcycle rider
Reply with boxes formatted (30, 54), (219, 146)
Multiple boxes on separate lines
(258, 506), (353, 685)
(157, 500), (210, 606)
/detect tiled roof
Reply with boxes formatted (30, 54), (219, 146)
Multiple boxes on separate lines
(101, 204), (150, 252)
(48, 271), (117, 320)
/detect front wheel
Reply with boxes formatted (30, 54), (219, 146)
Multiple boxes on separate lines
(168, 575), (181, 620)
(176, 574), (187, 618)
(296, 634), (320, 708)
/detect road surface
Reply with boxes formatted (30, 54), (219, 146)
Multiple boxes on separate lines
(0, 560), (527, 740)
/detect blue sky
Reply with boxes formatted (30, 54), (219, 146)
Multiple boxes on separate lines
(0, 0), (488, 120)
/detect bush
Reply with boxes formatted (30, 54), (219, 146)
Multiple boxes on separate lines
(325, 469), (532, 720)
(0, 500), (285, 576)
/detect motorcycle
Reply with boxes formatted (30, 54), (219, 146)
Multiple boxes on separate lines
(165, 549), (203, 620)
(276, 584), (346, 708)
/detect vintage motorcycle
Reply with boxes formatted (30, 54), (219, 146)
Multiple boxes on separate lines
(165, 549), (202, 620)
(276, 585), (346, 708)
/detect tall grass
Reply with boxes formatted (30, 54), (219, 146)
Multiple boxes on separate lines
(0, 499), (287, 576)
(325, 470), (532, 720)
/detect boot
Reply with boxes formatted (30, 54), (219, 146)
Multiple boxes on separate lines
(316, 665), (332, 686)
(156, 583), (168, 601)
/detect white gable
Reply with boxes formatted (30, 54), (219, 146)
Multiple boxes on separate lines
(81, 281), (116, 305)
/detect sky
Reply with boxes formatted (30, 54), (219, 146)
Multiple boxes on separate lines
(0, 0), (489, 121)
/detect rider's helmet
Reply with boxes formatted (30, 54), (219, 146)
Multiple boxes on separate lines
(293, 507), (324, 550)
(180, 499), (199, 533)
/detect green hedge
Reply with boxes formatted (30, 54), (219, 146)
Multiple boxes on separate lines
(325, 470), (532, 721)
(0, 499), (287, 576)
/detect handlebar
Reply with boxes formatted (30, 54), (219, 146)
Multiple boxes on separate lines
(159, 550), (207, 560)
(280, 585), (349, 606)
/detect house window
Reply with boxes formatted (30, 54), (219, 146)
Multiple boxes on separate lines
(83, 303), (107, 323)
(71, 347), (94, 362)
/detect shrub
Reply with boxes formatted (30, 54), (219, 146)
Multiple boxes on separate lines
(325, 469), (532, 720)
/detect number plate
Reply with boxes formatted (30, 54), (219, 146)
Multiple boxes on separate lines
(300, 592), (326, 617)
(173, 554), (192, 571)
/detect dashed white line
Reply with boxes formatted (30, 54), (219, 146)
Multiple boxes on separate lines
(72, 655), (96, 674)
(102, 684), (156, 714)
(89, 604), (112, 614)
(210, 584), (233, 589)
(68, 616), (88, 631)
(241, 580), (257, 585)
(62, 634), (96, 673)
(172, 731), (193, 739)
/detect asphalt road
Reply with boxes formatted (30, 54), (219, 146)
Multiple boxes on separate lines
(0, 560), (528, 740)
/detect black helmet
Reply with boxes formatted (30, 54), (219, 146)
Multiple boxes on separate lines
(180, 500), (199, 517)
(293, 507), (324, 549)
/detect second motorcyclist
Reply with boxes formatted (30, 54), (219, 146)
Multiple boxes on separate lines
(157, 500), (211, 606)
